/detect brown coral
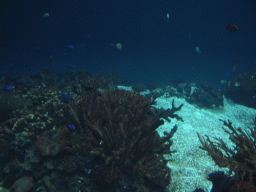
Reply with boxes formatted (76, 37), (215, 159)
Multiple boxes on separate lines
(63, 89), (177, 190)
(197, 117), (256, 189)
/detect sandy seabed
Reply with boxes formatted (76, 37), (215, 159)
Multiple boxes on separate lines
(154, 96), (256, 192)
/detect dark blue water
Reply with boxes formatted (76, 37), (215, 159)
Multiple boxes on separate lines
(1, 0), (255, 88)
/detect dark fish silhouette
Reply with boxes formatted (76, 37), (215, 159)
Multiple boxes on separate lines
(225, 23), (238, 32)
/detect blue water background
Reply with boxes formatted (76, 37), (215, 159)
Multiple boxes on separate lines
(1, 0), (255, 88)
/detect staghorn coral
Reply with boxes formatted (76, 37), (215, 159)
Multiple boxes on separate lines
(151, 99), (184, 123)
(63, 89), (177, 191)
(197, 118), (256, 190)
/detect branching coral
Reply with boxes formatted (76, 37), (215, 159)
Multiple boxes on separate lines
(151, 99), (184, 122)
(63, 89), (177, 191)
(197, 118), (256, 184)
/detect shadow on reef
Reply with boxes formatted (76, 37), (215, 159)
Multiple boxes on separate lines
(0, 70), (185, 192)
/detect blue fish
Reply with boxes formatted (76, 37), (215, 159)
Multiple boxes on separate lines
(69, 124), (75, 130)
(60, 93), (73, 104)
(1, 85), (14, 93)
(60, 78), (65, 83)
(6, 85), (14, 91)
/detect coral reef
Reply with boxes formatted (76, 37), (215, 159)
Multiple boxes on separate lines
(63, 89), (177, 191)
(11, 176), (33, 192)
(35, 129), (63, 156)
(162, 81), (224, 109)
(0, 70), (182, 192)
(185, 83), (224, 108)
(197, 118), (256, 191)
(0, 92), (27, 122)
(225, 72), (256, 109)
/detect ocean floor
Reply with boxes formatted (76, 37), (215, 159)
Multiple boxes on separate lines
(1, 86), (255, 192)
(154, 96), (256, 192)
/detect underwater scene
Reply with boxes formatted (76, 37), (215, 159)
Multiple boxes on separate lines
(0, 0), (256, 191)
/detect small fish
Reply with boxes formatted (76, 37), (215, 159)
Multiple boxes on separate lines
(69, 124), (75, 130)
(42, 13), (50, 18)
(60, 93), (73, 104)
(1, 85), (14, 92)
(164, 13), (169, 22)
(1, 87), (5, 93)
(110, 43), (122, 51)
(49, 55), (54, 65)
(6, 85), (14, 91)
(225, 23), (238, 32)
(1, 85), (14, 93)
(68, 45), (74, 49)
(195, 46), (202, 54)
